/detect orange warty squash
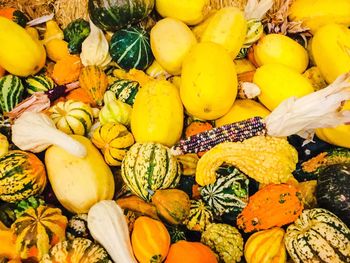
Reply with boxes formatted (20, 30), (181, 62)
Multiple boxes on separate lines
(79, 65), (109, 106)
(131, 216), (170, 263)
(165, 240), (218, 263)
(52, 55), (82, 85)
(237, 184), (303, 232)
(185, 121), (213, 138)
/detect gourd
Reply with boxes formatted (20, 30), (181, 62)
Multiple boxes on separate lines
(41, 238), (111, 263)
(63, 18), (90, 54)
(66, 214), (90, 240)
(87, 200), (137, 263)
(45, 135), (115, 213)
(0, 227), (19, 261)
(0, 75), (24, 114)
(165, 241), (218, 263)
(237, 184), (304, 232)
(285, 208), (350, 263)
(49, 100), (94, 136)
(185, 121), (213, 138)
(185, 199), (214, 232)
(11, 205), (67, 261)
(201, 223), (244, 263)
(79, 65), (109, 106)
(151, 189), (191, 225)
(0, 17), (46, 77)
(0, 8), (28, 27)
(116, 195), (159, 220)
(121, 142), (181, 201)
(176, 153), (199, 176)
(131, 216), (170, 263)
(88, 0), (155, 31)
(131, 79), (184, 147)
(0, 133), (8, 158)
(91, 122), (135, 166)
(25, 74), (55, 94)
(244, 227), (287, 263)
(108, 79), (140, 106)
(0, 151), (46, 203)
(52, 55), (82, 85)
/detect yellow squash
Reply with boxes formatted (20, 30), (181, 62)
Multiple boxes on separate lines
(311, 23), (350, 83)
(0, 17), (46, 77)
(45, 135), (115, 214)
(180, 42), (237, 120)
(131, 79), (184, 147)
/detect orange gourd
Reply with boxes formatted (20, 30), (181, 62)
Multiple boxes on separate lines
(0, 66), (5, 77)
(165, 241), (218, 263)
(0, 228), (19, 261)
(237, 184), (303, 232)
(185, 121), (213, 138)
(52, 55), (82, 85)
(131, 216), (170, 263)
(66, 87), (95, 105)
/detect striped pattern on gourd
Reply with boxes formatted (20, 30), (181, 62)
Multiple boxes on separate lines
(285, 208), (350, 263)
(185, 199), (214, 232)
(108, 79), (140, 106)
(110, 26), (154, 70)
(25, 74), (55, 94)
(0, 151), (46, 203)
(121, 142), (180, 201)
(0, 74), (24, 113)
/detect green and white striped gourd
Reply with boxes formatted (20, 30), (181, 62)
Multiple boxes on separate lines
(25, 74), (55, 94)
(110, 26), (154, 70)
(200, 165), (249, 217)
(108, 79), (140, 106)
(185, 199), (214, 232)
(285, 208), (350, 263)
(121, 142), (180, 201)
(0, 74), (24, 113)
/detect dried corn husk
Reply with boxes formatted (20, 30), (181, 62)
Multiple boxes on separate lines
(52, 0), (89, 28)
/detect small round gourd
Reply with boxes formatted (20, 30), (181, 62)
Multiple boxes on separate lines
(25, 74), (55, 94)
(108, 79), (140, 106)
(185, 199), (214, 232)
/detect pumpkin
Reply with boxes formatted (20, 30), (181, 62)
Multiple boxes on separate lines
(0, 151), (46, 203)
(25, 74), (55, 94)
(121, 142), (181, 201)
(52, 54), (82, 85)
(285, 208), (350, 263)
(110, 26), (154, 70)
(41, 238), (111, 263)
(66, 214), (90, 240)
(165, 241), (218, 263)
(49, 100), (94, 136)
(11, 205), (67, 261)
(131, 216), (170, 263)
(0, 75), (24, 113)
(108, 79), (140, 106)
(151, 189), (191, 225)
(237, 184), (304, 232)
(0, 8), (28, 27)
(201, 223), (244, 263)
(244, 227), (287, 263)
(185, 199), (214, 232)
(91, 122), (135, 166)
(79, 65), (109, 106)
(88, 0), (154, 31)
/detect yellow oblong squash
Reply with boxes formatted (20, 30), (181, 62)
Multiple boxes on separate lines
(45, 135), (115, 214)
(131, 79), (184, 147)
(0, 17), (46, 77)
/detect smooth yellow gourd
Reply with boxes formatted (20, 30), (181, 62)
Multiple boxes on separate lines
(0, 17), (46, 77)
(254, 34), (309, 73)
(151, 18), (197, 75)
(181, 42), (237, 120)
(311, 23), (350, 83)
(131, 79), (184, 147)
(200, 7), (247, 58)
(253, 64), (314, 111)
(45, 135), (115, 214)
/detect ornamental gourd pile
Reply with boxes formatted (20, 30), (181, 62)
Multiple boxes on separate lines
(0, 0), (350, 263)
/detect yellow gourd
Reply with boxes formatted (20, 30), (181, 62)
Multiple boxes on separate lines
(0, 17), (46, 77)
(0, 133), (9, 158)
(0, 228), (19, 261)
(43, 20), (64, 42)
(43, 20), (69, 62)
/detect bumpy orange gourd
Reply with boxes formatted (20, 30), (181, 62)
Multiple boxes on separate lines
(65, 87), (95, 105)
(237, 184), (303, 232)
(131, 216), (170, 263)
(52, 55), (82, 85)
(185, 121), (213, 138)
(165, 241), (218, 263)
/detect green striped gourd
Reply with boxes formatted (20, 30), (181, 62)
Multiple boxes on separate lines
(108, 79), (140, 106)
(200, 165), (249, 217)
(0, 74), (24, 113)
(121, 142), (181, 201)
(285, 208), (350, 263)
(24, 74), (55, 94)
(0, 150), (47, 203)
(110, 26), (154, 70)
(49, 100), (94, 136)
(185, 199), (214, 232)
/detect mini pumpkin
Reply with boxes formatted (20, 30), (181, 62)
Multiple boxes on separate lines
(52, 54), (82, 85)
(185, 199), (214, 232)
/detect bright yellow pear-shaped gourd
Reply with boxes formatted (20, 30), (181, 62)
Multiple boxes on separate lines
(254, 34), (309, 73)
(45, 135), (115, 214)
(215, 99), (270, 127)
(0, 17), (46, 77)
(151, 18), (197, 75)
(200, 7), (247, 58)
(253, 64), (314, 111)
(311, 23), (350, 83)
(131, 79), (184, 147)
(155, 0), (210, 25)
(289, 0), (350, 33)
(181, 42), (237, 120)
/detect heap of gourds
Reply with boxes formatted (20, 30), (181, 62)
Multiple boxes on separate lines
(0, 0), (350, 263)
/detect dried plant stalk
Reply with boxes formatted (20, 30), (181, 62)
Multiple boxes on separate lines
(0, 0), (54, 19)
(53, 0), (89, 28)
(209, 0), (247, 10)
